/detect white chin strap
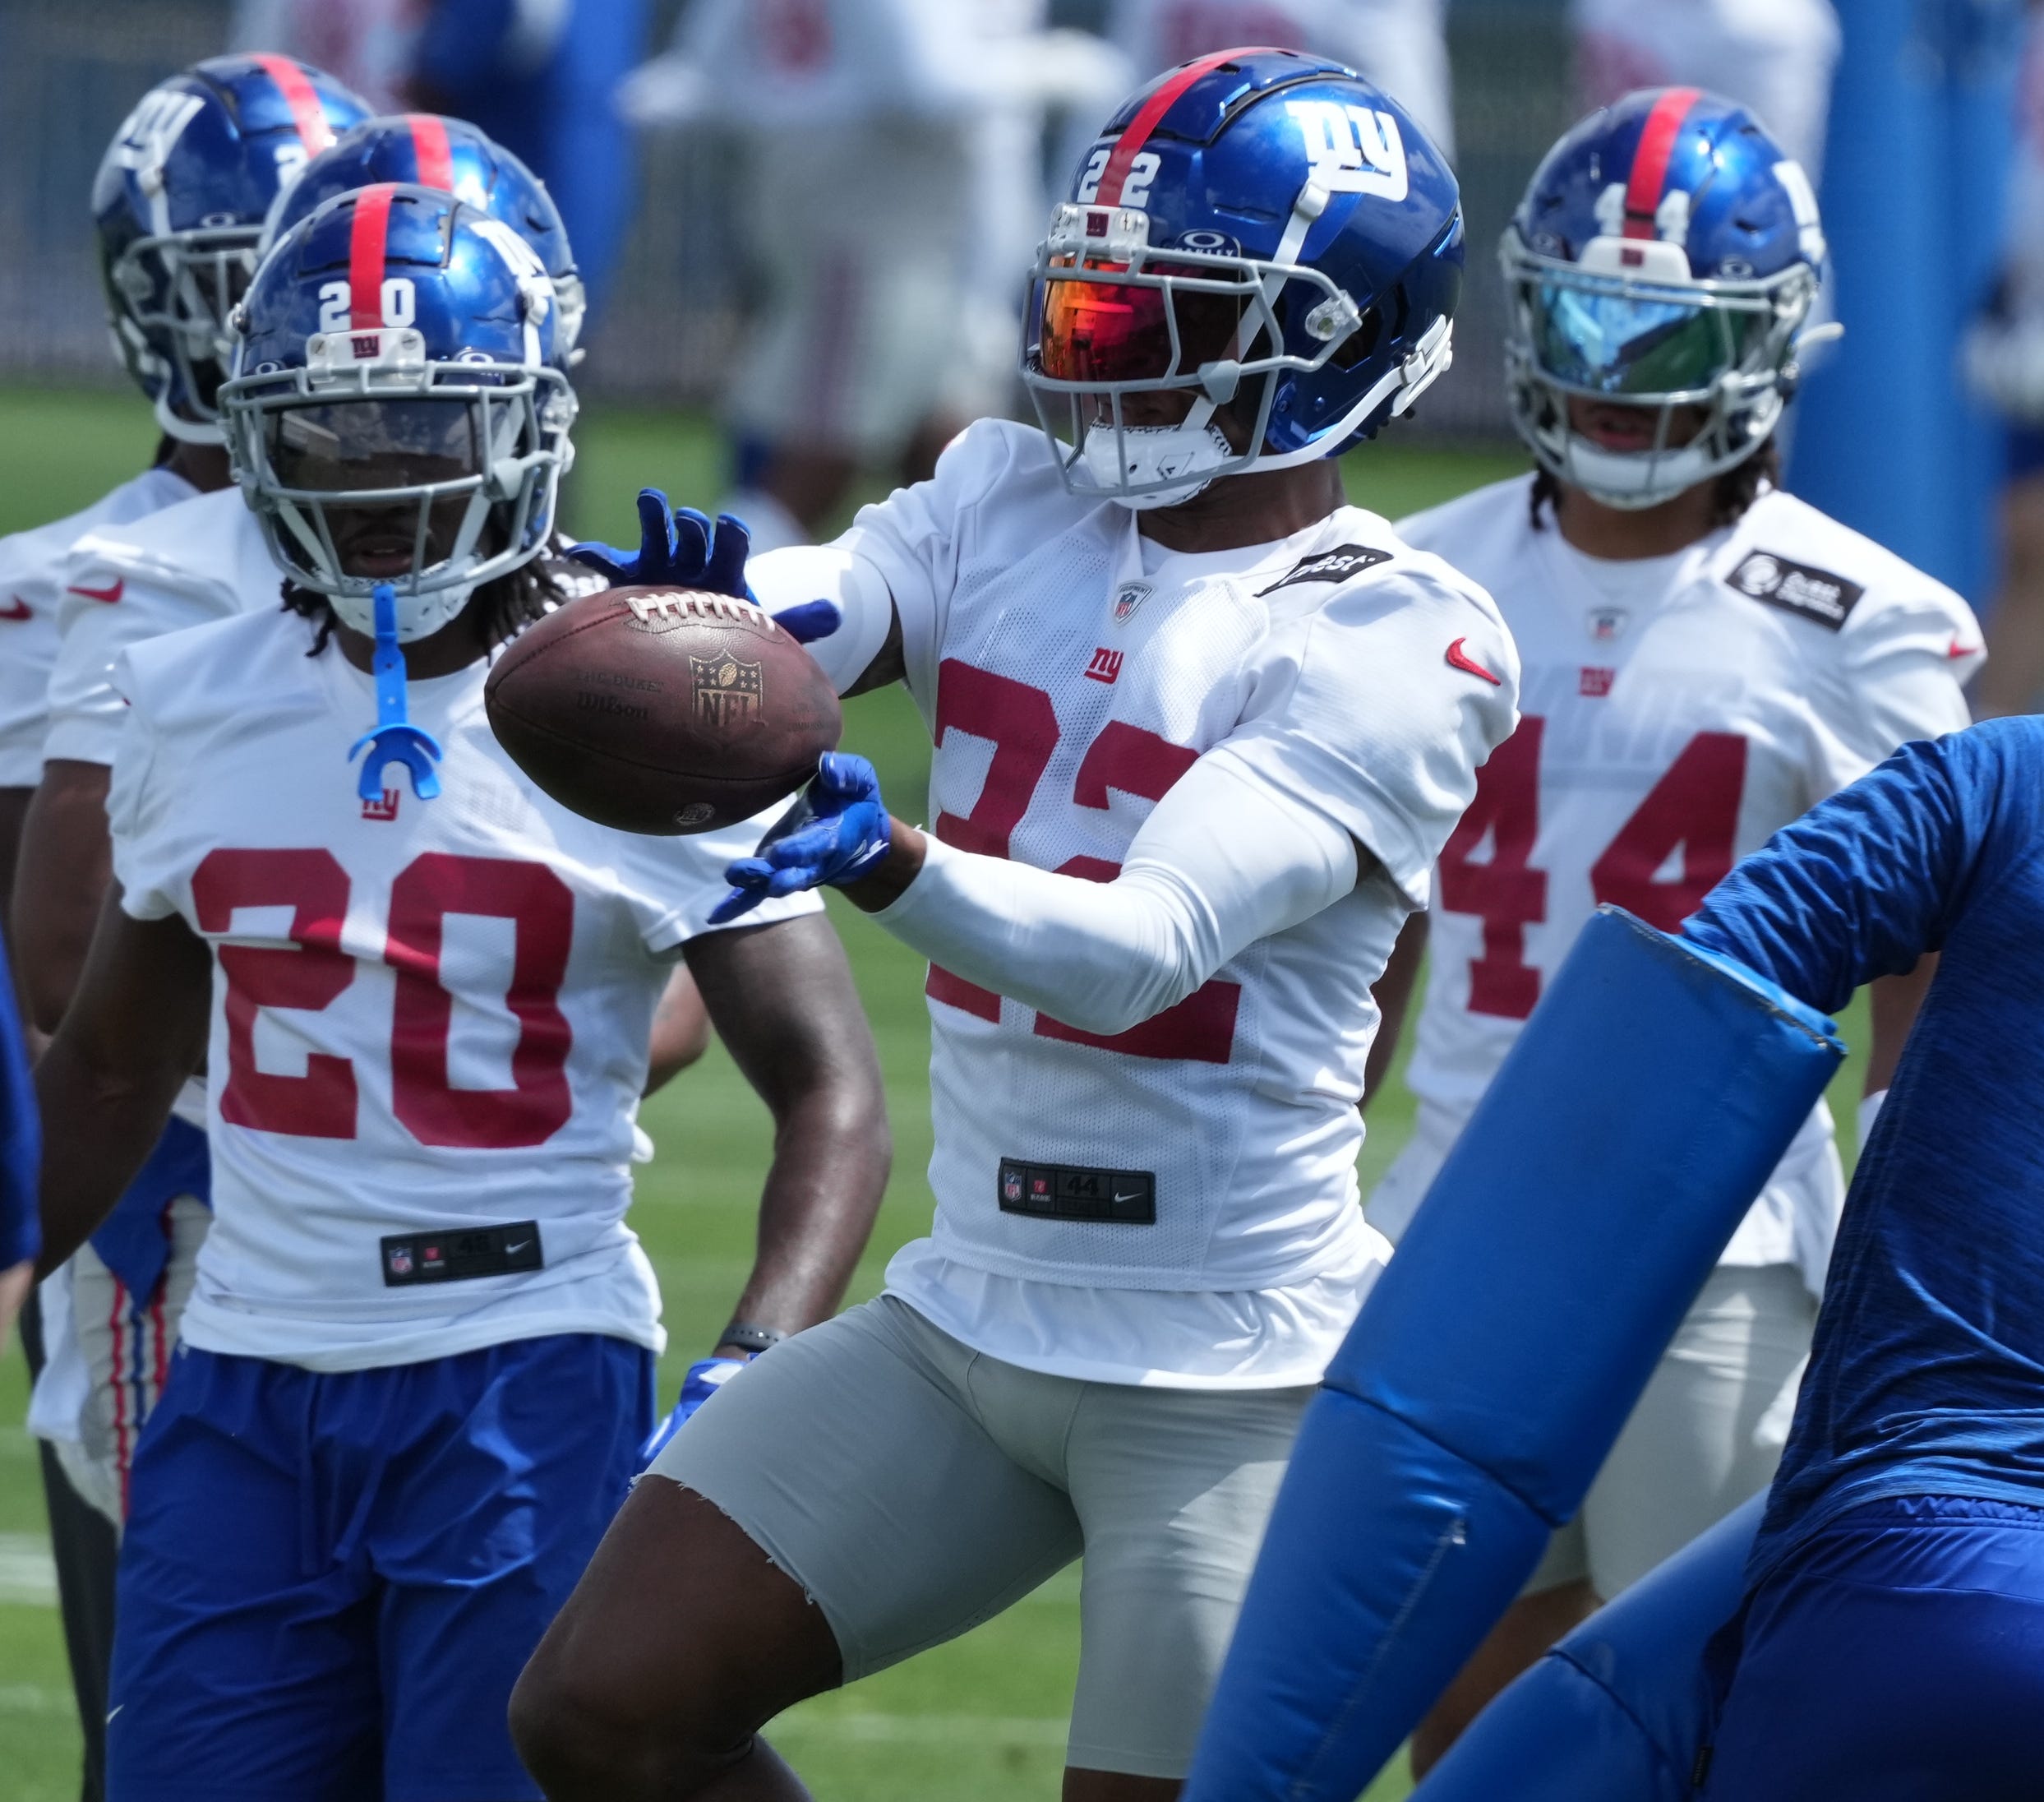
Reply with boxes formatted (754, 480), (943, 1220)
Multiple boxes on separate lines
(153, 390), (224, 447)
(1083, 422), (1235, 511)
(327, 578), (478, 644)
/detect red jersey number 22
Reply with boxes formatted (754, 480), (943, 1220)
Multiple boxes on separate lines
(1437, 719), (1748, 1019)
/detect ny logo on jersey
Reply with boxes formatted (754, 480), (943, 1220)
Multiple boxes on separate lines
(690, 654), (763, 728)
(1580, 666), (1616, 698)
(1085, 648), (1124, 686)
(1285, 101), (1408, 203)
(362, 788), (401, 822)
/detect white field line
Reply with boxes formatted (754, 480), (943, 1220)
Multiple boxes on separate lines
(0, 1532), (58, 1606)
(0, 1682), (72, 1714)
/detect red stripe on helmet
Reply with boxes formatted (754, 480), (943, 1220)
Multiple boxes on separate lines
(407, 113), (455, 192)
(251, 53), (338, 156)
(1622, 87), (1700, 239)
(348, 183), (398, 330)
(1098, 47), (1269, 210)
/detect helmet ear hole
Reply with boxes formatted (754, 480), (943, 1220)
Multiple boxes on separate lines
(1331, 307), (1382, 372)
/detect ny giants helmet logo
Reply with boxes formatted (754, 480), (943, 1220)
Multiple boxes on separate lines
(1284, 101), (1408, 203)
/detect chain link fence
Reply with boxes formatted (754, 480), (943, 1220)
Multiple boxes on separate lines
(0, 0), (1575, 442)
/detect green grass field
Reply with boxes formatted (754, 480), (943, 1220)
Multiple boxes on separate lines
(0, 387), (1874, 1798)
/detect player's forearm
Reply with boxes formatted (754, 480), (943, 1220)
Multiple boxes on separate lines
(1363, 908), (1429, 1111)
(1866, 954), (1938, 1094)
(852, 760), (1357, 1037)
(719, 1084), (892, 1350)
(33, 1025), (182, 1276)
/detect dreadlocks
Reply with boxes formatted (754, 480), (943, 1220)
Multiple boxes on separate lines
(1528, 437), (1783, 534)
(282, 546), (570, 657)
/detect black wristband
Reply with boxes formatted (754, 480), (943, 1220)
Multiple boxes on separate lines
(717, 1322), (787, 1356)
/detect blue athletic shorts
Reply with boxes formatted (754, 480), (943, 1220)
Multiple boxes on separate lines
(2009, 423), (2044, 483)
(1701, 1494), (2044, 1799)
(106, 1334), (654, 1802)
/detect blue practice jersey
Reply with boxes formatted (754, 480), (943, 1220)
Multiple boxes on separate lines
(0, 931), (39, 1270)
(1682, 718), (2044, 1583)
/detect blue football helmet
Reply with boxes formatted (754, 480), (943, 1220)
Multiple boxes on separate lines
(262, 113), (587, 363)
(1502, 88), (1829, 509)
(1021, 47), (1463, 508)
(222, 183), (577, 642)
(94, 54), (371, 444)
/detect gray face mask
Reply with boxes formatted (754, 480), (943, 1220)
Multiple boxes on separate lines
(1081, 421), (1235, 511)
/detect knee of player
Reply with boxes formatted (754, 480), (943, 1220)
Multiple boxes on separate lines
(508, 1647), (736, 1797)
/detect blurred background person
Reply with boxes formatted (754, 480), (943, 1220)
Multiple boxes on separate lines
(228, 0), (651, 319)
(621, 0), (1126, 548)
(1571, 0), (1842, 178)
(1968, 0), (2044, 717)
(1103, 0), (1456, 163)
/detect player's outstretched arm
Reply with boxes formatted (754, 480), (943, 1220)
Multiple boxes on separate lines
(34, 893), (208, 1277)
(681, 912), (891, 1352)
(11, 759), (114, 1034)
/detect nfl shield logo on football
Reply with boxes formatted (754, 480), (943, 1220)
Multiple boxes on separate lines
(689, 654), (764, 729)
(1588, 606), (1630, 643)
(386, 1245), (413, 1278)
(1111, 580), (1152, 626)
(1004, 1168), (1025, 1204)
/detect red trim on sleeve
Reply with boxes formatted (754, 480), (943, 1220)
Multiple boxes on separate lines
(251, 53), (339, 156)
(348, 183), (398, 330)
(407, 114), (455, 192)
(1622, 87), (1700, 240)
(1098, 48), (1268, 208)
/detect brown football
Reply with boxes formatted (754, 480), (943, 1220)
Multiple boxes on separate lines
(483, 586), (842, 834)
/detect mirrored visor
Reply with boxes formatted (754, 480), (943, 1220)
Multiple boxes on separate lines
(266, 398), (483, 493)
(1534, 284), (1760, 397)
(1036, 261), (1248, 385)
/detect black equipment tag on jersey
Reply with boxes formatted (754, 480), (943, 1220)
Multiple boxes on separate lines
(1257, 543), (1392, 596)
(1723, 550), (1865, 631)
(999, 1159), (1156, 1224)
(381, 1222), (543, 1286)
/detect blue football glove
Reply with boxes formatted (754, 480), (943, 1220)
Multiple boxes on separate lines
(638, 1355), (754, 1464)
(565, 487), (843, 646)
(710, 751), (893, 924)
(567, 488), (754, 595)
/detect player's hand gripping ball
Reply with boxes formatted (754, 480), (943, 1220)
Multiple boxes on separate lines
(711, 751), (892, 922)
(483, 586), (842, 834)
(567, 488), (842, 645)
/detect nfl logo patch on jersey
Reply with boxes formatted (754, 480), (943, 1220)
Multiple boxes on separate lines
(385, 1244), (413, 1278)
(1587, 606), (1629, 643)
(1110, 580), (1152, 625)
(1003, 1167), (1025, 1205)
(1726, 551), (1864, 631)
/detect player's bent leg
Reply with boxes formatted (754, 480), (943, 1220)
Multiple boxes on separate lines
(1060, 1381), (1315, 1793)
(513, 1297), (1085, 1800)
(1702, 1498), (2044, 1799)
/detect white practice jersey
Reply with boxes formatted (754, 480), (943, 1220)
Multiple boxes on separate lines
(759, 420), (1518, 1385)
(1105, 0), (1455, 161)
(106, 606), (819, 1373)
(1383, 478), (1977, 1288)
(1571, 0), (1840, 178)
(0, 467), (194, 786)
(45, 487), (275, 769)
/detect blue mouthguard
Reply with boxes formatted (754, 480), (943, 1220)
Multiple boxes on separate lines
(347, 582), (444, 802)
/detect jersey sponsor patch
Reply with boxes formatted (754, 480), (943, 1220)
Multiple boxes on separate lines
(1725, 551), (1864, 631)
(381, 1222), (543, 1286)
(1256, 543), (1392, 596)
(999, 1157), (1155, 1225)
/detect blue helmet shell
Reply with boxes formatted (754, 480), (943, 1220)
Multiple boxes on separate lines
(94, 54), (371, 438)
(1023, 45), (1463, 501)
(264, 113), (585, 356)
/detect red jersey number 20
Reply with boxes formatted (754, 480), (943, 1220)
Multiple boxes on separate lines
(191, 848), (574, 1147)
(1437, 719), (1748, 1019)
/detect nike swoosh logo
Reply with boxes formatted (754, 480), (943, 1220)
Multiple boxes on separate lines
(106, 1704), (123, 1725)
(0, 596), (30, 621)
(67, 579), (123, 605)
(1113, 1192), (1143, 1205)
(504, 1240), (531, 1254)
(1446, 637), (1502, 686)
(1946, 635), (1980, 660)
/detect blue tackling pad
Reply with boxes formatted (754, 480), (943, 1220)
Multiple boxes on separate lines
(1410, 1496), (1762, 1802)
(1183, 908), (1842, 1802)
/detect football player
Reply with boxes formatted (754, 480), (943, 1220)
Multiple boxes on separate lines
(33, 184), (890, 1801)
(0, 55), (369, 1802)
(511, 49), (1515, 1801)
(1356, 90), (1978, 1772)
